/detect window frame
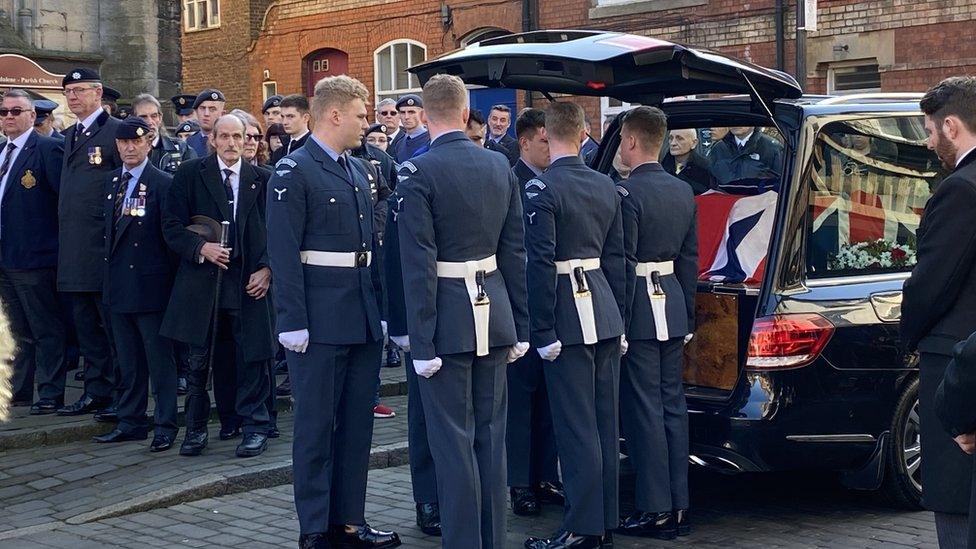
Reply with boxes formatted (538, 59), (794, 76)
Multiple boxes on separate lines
(262, 82), (278, 102)
(183, 0), (220, 33)
(827, 61), (882, 95)
(373, 39), (428, 106)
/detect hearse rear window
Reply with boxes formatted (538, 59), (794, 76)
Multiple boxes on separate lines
(805, 116), (941, 278)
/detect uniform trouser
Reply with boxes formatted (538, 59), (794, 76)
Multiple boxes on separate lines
(185, 308), (270, 435)
(418, 348), (508, 549)
(212, 336), (241, 431)
(290, 340), (382, 534)
(545, 338), (620, 536)
(110, 311), (178, 438)
(404, 351), (438, 504)
(620, 337), (689, 513)
(506, 350), (559, 487)
(0, 267), (66, 402)
(67, 291), (116, 399)
(265, 359), (278, 430)
(919, 352), (973, 514)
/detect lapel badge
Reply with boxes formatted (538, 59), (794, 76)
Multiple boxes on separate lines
(20, 170), (36, 189)
(139, 183), (147, 192)
(88, 146), (103, 165)
(251, 183), (256, 189)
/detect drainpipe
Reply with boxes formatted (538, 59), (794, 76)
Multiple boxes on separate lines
(17, 0), (33, 48)
(523, 0), (537, 107)
(775, 0), (785, 71)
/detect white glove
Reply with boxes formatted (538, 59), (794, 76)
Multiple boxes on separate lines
(507, 342), (530, 363)
(381, 320), (388, 340)
(413, 357), (442, 378)
(391, 335), (410, 353)
(620, 335), (629, 356)
(684, 333), (694, 345)
(537, 340), (562, 361)
(279, 329), (310, 353)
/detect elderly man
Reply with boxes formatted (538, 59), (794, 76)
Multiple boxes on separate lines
(162, 114), (275, 458)
(132, 94), (195, 175)
(661, 129), (713, 195)
(185, 89), (226, 157)
(376, 98), (403, 151)
(485, 104), (519, 166)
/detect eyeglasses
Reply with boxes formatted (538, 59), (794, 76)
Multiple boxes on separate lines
(245, 133), (263, 142)
(378, 110), (397, 116)
(0, 107), (32, 117)
(62, 86), (98, 97)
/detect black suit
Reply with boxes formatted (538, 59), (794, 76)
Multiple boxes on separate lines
(485, 133), (519, 167)
(0, 131), (67, 403)
(102, 163), (177, 437)
(161, 155), (274, 436)
(58, 110), (123, 401)
(936, 332), (976, 549)
(150, 134), (196, 175)
(270, 132), (310, 165)
(661, 151), (715, 195)
(902, 150), (976, 521)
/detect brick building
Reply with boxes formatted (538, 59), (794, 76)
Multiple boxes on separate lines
(182, 0), (976, 138)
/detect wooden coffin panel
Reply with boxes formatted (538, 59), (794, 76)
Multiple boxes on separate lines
(683, 293), (739, 390)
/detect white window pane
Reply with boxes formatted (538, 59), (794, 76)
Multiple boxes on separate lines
(410, 44), (425, 64)
(186, 0), (196, 29)
(377, 47), (392, 92)
(210, 0), (219, 23)
(197, 2), (207, 28)
(394, 44), (409, 90)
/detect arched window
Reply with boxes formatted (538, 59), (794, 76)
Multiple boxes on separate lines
(374, 40), (427, 105)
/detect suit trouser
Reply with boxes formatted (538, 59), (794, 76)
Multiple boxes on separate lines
(185, 308), (270, 435)
(418, 348), (508, 549)
(0, 267), (66, 402)
(506, 350), (559, 487)
(110, 311), (178, 438)
(67, 291), (116, 399)
(290, 340), (382, 534)
(621, 337), (689, 513)
(545, 338), (620, 536)
(211, 335), (241, 431)
(404, 351), (438, 504)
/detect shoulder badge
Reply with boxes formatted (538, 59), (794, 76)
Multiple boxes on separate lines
(272, 186), (288, 202)
(525, 179), (546, 191)
(400, 161), (418, 174)
(616, 185), (629, 197)
(276, 158), (297, 168)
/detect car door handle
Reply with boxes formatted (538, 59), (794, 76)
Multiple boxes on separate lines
(870, 291), (902, 323)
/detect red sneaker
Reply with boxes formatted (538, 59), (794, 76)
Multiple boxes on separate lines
(373, 404), (396, 418)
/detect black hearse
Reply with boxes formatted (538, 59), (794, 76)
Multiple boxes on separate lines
(411, 30), (940, 508)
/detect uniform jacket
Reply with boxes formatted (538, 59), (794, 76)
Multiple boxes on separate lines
(580, 137), (600, 165)
(617, 163), (698, 340)
(707, 130), (783, 190)
(661, 150), (715, 195)
(397, 131), (528, 361)
(185, 131), (209, 158)
(902, 150), (976, 355)
(523, 155), (626, 348)
(102, 164), (175, 314)
(0, 131), (63, 270)
(266, 138), (384, 345)
(384, 189), (407, 337)
(150, 134), (196, 175)
(160, 155), (275, 361)
(57, 110), (123, 291)
(513, 158), (540, 187)
(394, 130), (431, 164)
(389, 128), (406, 154)
(485, 133), (520, 167)
(271, 132), (310, 165)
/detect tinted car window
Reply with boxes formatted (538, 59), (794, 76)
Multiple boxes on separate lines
(806, 116), (942, 278)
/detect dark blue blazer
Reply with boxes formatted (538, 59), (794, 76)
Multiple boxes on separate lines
(102, 164), (175, 314)
(186, 131), (209, 158)
(485, 133), (520, 167)
(393, 130), (431, 164)
(0, 131), (63, 270)
(266, 139), (384, 345)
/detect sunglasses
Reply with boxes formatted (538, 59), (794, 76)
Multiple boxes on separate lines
(244, 133), (263, 142)
(0, 107), (32, 117)
(378, 110), (398, 116)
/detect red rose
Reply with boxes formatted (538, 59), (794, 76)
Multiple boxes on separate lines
(891, 248), (907, 261)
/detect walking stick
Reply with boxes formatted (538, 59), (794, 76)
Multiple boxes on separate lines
(207, 221), (231, 382)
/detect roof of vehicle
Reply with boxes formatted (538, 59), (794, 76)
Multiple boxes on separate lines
(664, 93), (923, 117)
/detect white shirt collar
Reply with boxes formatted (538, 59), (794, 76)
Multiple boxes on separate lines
(217, 156), (242, 177)
(77, 108), (103, 131)
(291, 129), (309, 142)
(122, 157), (150, 183)
(735, 131), (754, 148)
(956, 145), (976, 168)
(4, 128), (33, 151)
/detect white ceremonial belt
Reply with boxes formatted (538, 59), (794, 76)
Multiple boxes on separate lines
(300, 250), (372, 268)
(554, 258), (601, 345)
(635, 260), (674, 341)
(436, 255), (498, 357)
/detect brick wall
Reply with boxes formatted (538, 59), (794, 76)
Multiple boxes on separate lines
(182, 0), (257, 109)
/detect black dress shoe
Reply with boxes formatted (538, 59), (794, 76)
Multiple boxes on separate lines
(29, 398), (62, 415)
(276, 375), (292, 396)
(219, 426), (242, 440)
(511, 486), (541, 516)
(384, 346), (401, 368)
(616, 511), (677, 540)
(525, 531), (602, 549)
(601, 530), (614, 547)
(150, 434), (175, 452)
(93, 407), (119, 423)
(93, 428), (148, 443)
(675, 509), (691, 536)
(415, 503), (441, 536)
(328, 524), (401, 548)
(236, 433), (269, 457)
(268, 426), (281, 439)
(176, 377), (188, 396)
(535, 481), (566, 505)
(180, 430), (209, 456)
(299, 532), (331, 549)
(57, 394), (111, 416)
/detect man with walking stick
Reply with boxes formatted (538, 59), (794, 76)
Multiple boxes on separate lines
(162, 114), (275, 458)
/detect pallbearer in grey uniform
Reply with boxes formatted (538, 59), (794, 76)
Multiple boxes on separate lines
(397, 74), (529, 549)
(523, 102), (627, 549)
(266, 75), (401, 549)
(614, 107), (698, 540)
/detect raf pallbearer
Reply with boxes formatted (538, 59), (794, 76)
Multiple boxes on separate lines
(266, 75), (400, 549)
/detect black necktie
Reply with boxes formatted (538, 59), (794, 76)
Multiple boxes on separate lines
(74, 123), (84, 146)
(337, 154), (352, 181)
(222, 168), (237, 247)
(113, 172), (132, 227)
(0, 142), (16, 183)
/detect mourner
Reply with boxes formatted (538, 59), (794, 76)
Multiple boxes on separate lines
(365, 123), (390, 151)
(266, 74), (400, 549)
(0, 89), (66, 413)
(485, 104), (519, 166)
(161, 114), (274, 458)
(33, 100), (63, 141)
(707, 125), (783, 192)
(101, 86), (122, 118)
(392, 94), (429, 163)
(465, 109), (487, 148)
(271, 94), (311, 163)
(507, 107), (565, 517)
(176, 120), (201, 141)
(397, 73), (529, 549)
(186, 88), (226, 157)
(522, 101), (626, 549)
(93, 116), (178, 452)
(661, 128), (713, 195)
(262, 95), (284, 127)
(170, 94), (197, 123)
(133, 94), (196, 175)
(903, 75), (976, 548)
(580, 119), (599, 165)
(375, 98), (403, 151)
(615, 107), (698, 540)
(57, 67), (123, 417)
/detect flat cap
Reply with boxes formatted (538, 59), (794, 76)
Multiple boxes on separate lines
(33, 100), (58, 125)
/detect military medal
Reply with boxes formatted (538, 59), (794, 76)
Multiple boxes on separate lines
(88, 146), (103, 166)
(135, 183), (147, 217)
(20, 170), (36, 189)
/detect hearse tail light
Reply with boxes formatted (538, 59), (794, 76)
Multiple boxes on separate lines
(746, 313), (834, 370)
(586, 81), (607, 90)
